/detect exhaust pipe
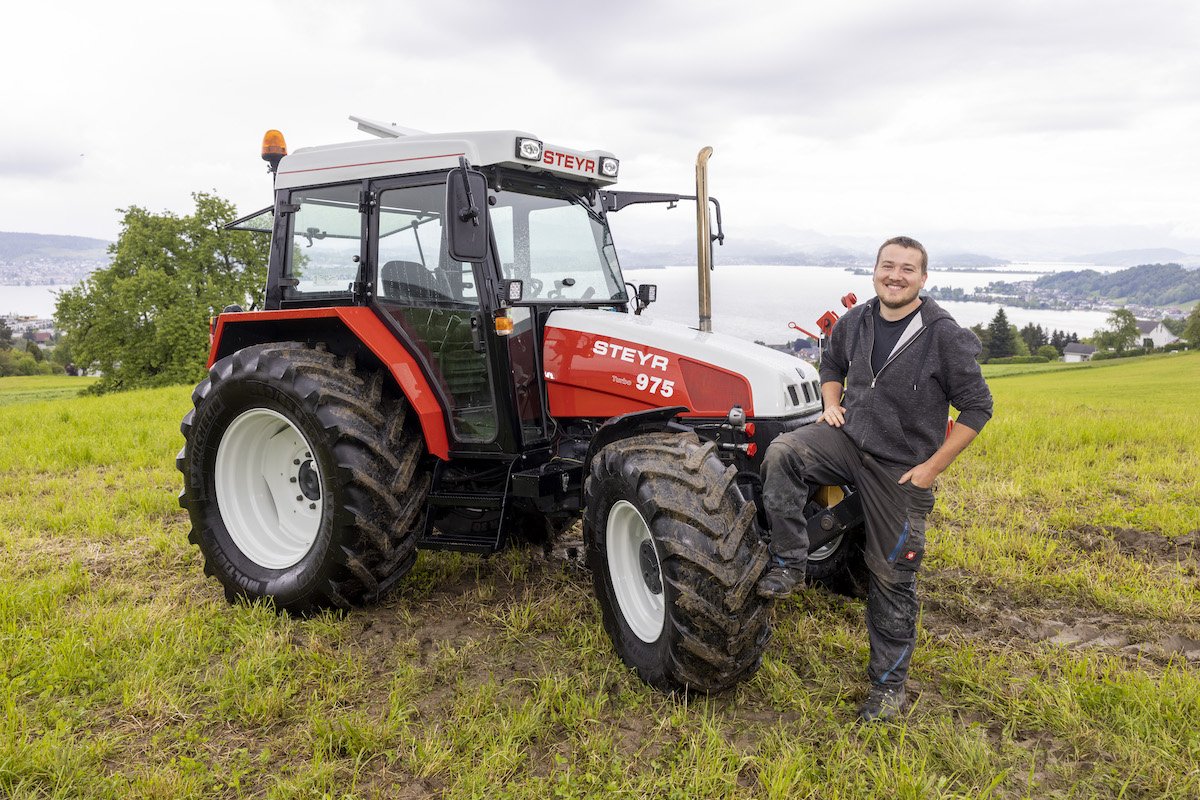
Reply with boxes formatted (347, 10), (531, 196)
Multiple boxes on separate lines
(695, 146), (713, 332)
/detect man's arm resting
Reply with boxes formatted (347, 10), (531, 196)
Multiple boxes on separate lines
(819, 380), (847, 426)
(898, 422), (979, 488)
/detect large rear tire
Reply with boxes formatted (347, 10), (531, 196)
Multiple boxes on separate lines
(585, 432), (772, 692)
(178, 343), (429, 613)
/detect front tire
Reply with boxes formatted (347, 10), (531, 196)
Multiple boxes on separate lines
(178, 343), (429, 613)
(585, 432), (771, 692)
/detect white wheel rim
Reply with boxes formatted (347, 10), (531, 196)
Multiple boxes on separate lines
(808, 534), (844, 562)
(215, 408), (323, 569)
(607, 500), (665, 643)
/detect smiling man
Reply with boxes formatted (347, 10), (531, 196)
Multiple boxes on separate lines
(758, 235), (993, 722)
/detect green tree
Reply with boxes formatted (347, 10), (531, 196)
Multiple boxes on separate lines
(0, 348), (40, 376)
(27, 342), (43, 363)
(969, 323), (990, 363)
(985, 308), (1017, 360)
(54, 193), (268, 393)
(1162, 316), (1187, 337)
(1036, 344), (1059, 360)
(1183, 305), (1200, 348)
(1010, 325), (1031, 357)
(0, 318), (12, 350)
(1019, 322), (1048, 353)
(1092, 308), (1139, 353)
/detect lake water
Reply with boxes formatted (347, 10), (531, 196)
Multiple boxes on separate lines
(624, 264), (1115, 342)
(0, 284), (73, 318)
(4, 263), (1117, 340)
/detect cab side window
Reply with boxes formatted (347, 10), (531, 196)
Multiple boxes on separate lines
(283, 184), (362, 300)
(377, 184), (476, 307)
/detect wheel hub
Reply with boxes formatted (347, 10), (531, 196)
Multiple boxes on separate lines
(298, 459), (321, 501)
(639, 539), (663, 594)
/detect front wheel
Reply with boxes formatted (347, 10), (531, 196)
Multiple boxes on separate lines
(585, 432), (772, 692)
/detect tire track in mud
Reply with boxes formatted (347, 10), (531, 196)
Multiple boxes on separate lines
(1060, 524), (1200, 569)
(922, 522), (1200, 663)
(922, 568), (1200, 665)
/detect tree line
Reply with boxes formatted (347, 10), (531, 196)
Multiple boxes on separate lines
(0, 319), (75, 377)
(969, 305), (1200, 363)
(969, 308), (1080, 362)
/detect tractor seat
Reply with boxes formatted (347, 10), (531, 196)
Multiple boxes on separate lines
(381, 260), (453, 303)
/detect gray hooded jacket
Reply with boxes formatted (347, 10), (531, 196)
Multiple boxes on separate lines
(818, 297), (993, 469)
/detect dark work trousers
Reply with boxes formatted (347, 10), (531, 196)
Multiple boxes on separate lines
(761, 423), (936, 689)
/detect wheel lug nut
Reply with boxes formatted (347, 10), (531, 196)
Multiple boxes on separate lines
(293, 459), (300, 465)
(296, 495), (303, 502)
(309, 503), (316, 509)
(290, 477), (297, 483)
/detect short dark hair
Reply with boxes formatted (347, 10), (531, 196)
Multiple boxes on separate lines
(876, 236), (928, 274)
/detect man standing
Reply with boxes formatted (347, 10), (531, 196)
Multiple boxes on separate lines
(757, 236), (993, 722)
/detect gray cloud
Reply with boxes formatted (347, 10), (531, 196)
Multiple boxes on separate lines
(353, 0), (1200, 141)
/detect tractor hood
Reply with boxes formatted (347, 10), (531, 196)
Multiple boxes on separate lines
(542, 309), (823, 420)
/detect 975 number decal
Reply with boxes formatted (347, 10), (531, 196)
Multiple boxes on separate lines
(636, 373), (674, 397)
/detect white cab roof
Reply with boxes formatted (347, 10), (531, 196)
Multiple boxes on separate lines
(274, 129), (618, 190)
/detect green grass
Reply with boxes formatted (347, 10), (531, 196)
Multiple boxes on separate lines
(0, 374), (99, 406)
(2, 356), (1199, 798)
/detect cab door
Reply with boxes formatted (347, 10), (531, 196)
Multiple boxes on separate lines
(369, 181), (501, 446)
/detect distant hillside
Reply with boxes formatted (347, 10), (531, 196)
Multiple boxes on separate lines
(0, 231), (110, 261)
(1072, 248), (1200, 268)
(1033, 263), (1200, 305)
(0, 231), (110, 285)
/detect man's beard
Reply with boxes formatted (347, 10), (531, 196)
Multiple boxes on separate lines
(879, 288), (920, 309)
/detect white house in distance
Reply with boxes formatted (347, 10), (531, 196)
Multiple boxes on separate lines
(1136, 320), (1178, 349)
(1063, 343), (1097, 362)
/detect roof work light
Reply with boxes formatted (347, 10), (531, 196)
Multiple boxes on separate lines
(515, 137), (544, 162)
(598, 157), (619, 178)
(262, 130), (288, 173)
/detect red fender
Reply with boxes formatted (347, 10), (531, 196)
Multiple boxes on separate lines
(209, 307), (450, 459)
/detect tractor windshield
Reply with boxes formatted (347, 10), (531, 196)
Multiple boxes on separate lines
(490, 177), (626, 303)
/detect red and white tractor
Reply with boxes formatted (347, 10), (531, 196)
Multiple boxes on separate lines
(178, 117), (864, 692)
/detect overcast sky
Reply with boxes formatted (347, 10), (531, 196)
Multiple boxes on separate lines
(3, 0), (1199, 259)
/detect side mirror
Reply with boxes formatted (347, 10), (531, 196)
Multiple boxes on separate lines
(634, 283), (657, 315)
(445, 166), (491, 263)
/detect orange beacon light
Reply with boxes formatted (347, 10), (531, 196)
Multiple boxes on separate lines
(262, 130), (288, 173)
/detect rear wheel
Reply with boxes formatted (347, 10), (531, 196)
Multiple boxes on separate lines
(585, 432), (771, 692)
(178, 343), (429, 612)
(803, 487), (868, 597)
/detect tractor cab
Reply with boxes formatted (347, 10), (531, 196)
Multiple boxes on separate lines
(227, 124), (645, 459)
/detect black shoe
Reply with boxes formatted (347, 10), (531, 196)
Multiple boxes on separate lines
(858, 685), (906, 722)
(757, 565), (803, 599)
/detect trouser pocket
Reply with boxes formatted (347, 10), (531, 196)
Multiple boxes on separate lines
(888, 486), (933, 573)
(888, 516), (926, 572)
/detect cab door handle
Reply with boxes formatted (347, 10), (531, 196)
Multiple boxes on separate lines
(470, 313), (486, 353)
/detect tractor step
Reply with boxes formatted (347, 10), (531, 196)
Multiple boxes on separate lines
(419, 488), (508, 553)
(418, 528), (499, 553)
(425, 491), (505, 509)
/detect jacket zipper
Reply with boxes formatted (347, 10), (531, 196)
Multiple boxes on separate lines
(870, 325), (928, 388)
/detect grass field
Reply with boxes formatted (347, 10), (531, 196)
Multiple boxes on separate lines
(0, 374), (98, 406)
(1, 353), (1198, 799)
